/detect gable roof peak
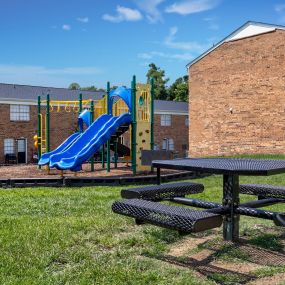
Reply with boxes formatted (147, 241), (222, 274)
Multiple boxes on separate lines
(187, 21), (285, 69)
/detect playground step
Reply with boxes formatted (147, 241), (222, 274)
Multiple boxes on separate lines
(116, 124), (129, 134)
(110, 142), (130, 157)
(110, 125), (130, 141)
(240, 184), (285, 199)
(112, 199), (223, 233)
(121, 182), (204, 201)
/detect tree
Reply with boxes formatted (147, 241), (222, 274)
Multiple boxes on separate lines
(167, 75), (188, 102)
(68, 82), (81, 90)
(68, 84), (106, 92)
(110, 85), (118, 91)
(146, 63), (169, 100)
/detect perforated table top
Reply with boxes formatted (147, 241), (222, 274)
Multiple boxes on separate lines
(152, 158), (285, 176)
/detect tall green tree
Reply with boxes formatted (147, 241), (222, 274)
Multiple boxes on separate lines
(167, 75), (189, 102)
(68, 82), (81, 90)
(146, 63), (169, 100)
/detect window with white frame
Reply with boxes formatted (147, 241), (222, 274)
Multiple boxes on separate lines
(168, 138), (174, 150)
(162, 139), (167, 150)
(185, 117), (189, 126)
(160, 114), (171, 126)
(4, 139), (14, 154)
(162, 138), (174, 151)
(10, 105), (30, 121)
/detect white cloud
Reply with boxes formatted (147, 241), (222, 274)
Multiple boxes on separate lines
(0, 64), (103, 87)
(0, 65), (102, 76)
(275, 4), (285, 12)
(138, 26), (209, 64)
(62, 24), (71, 31)
(165, 0), (220, 15)
(138, 52), (152, 59)
(138, 51), (194, 61)
(77, 17), (89, 23)
(133, 0), (165, 23)
(203, 17), (219, 30)
(274, 3), (285, 23)
(103, 6), (143, 23)
(164, 26), (208, 52)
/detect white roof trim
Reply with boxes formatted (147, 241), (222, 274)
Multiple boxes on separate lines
(0, 98), (37, 105)
(186, 21), (285, 69)
(226, 24), (276, 42)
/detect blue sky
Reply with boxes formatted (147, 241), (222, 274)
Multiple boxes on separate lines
(0, 0), (284, 89)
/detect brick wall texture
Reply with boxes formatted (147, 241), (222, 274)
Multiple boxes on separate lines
(0, 104), (188, 163)
(154, 114), (188, 157)
(189, 29), (285, 157)
(0, 105), (78, 164)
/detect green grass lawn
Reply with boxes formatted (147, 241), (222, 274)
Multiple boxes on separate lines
(1, 158), (285, 284)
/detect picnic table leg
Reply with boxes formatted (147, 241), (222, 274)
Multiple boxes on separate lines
(156, 167), (161, 185)
(223, 174), (240, 241)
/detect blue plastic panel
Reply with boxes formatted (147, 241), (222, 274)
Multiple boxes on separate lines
(109, 87), (132, 114)
(38, 132), (80, 166)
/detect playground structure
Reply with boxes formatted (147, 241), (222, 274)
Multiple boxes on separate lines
(36, 76), (155, 175)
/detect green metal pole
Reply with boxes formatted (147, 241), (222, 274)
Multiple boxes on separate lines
(78, 93), (83, 133)
(114, 138), (118, 169)
(102, 144), (105, 168)
(79, 93), (83, 113)
(46, 94), (50, 152)
(131, 75), (137, 175)
(37, 95), (42, 168)
(150, 78), (155, 172)
(90, 100), (95, 172)
(106, 82), (111, 172)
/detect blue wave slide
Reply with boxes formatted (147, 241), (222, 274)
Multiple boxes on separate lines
(49, 113), (132, 171)
(38, 132), (80, 166)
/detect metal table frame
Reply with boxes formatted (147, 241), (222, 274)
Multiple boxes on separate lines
(153, 158), (285, 241)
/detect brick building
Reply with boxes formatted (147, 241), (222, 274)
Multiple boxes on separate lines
(0, 83), (188, 164)
(187, 21), (285, 157)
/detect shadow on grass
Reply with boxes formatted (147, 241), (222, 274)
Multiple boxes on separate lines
(143, 230), (285, 285)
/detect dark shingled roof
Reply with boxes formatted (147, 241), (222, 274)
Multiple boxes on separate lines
(0, 83), (188, 113)
(154, 100), (188, 113)
(0, 83), (104, 101)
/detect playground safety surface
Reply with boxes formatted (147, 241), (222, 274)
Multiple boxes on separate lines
(0, 163), (180, 179)
(0, 163), (199, 188)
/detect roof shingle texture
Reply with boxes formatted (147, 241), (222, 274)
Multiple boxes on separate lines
(0, 83), (188, 112)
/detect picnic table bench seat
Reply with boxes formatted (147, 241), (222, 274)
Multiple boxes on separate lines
(121, 182), (204, 201)
(112, 199), (222, 233)
(240, 184), (285, 199)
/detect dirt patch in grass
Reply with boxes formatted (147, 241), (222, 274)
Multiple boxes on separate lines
(160, 227), (285, 285)
(247, 272), (285, 285)
(0, 163), (181, 178)
(168, 234), (215, 257)
(210, 260), (262, 274)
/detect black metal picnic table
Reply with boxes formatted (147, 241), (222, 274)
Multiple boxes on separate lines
(152, 158), (285, 241)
